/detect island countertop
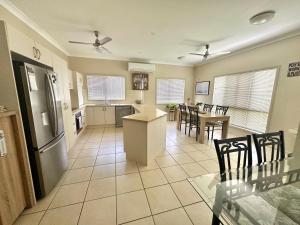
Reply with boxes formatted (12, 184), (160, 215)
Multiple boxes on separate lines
(123, 104), (167, 122)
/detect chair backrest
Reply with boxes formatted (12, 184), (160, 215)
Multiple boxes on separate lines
(215, 105), (229, 115)
(214, 135), (252, 174)
(203, 104), (214, 112)
(188, 106), (199, 125)
(196, 102), (203, 106)
(252, 131), (285, 164)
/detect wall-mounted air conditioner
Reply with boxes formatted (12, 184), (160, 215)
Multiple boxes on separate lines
(128, 62), (156, 73)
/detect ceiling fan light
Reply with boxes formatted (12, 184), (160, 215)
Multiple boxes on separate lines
(249, 10), (275, 25)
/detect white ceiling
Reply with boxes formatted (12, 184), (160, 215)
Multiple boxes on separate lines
(6, 0), (300, 65)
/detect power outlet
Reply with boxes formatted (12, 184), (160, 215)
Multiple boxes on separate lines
(0, 130), (7, 157)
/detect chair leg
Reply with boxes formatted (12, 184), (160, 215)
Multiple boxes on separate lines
(212, 215), (221, 225)
(189, 125), (191, 136)
(211, 125), (215, 140)
(207, 126), (210, 140)
(185, 122), (187, 134)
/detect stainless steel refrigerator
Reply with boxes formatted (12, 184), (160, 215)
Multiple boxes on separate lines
(13, 55), (68, 198)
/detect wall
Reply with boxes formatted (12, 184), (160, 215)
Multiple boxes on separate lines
(0, 5), (68, 111)
(68, 57), (194, 110)
(194, 35), (300, 132)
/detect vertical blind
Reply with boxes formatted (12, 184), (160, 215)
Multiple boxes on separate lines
(212, 68), (277, 133)
(87, 75), (125, 100)
(156, 79), (185, 104)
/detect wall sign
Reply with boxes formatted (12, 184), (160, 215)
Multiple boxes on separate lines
(287, 62), (300, 77)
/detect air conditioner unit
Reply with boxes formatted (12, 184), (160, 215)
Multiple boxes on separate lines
(128, 62), (156, 73)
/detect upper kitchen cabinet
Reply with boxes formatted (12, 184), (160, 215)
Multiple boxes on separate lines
(6, 25), (53, 66)
(70, 71), (84, 110)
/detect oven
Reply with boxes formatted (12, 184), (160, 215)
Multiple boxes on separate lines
(75, 111), (83, 134)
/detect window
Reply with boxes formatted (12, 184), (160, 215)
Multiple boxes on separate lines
(212, 68), (277, 133)
(156, 79), (185, 104)
(87, 75), (125, 100)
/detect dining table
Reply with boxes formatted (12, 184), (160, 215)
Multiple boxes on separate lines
(188, 154), (300, 225)
(176, 108), (230, 144)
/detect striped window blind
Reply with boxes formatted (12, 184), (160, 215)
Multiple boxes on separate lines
(87, 75), (125, 100)
(212, 68), (277, 133)
(156, 79), (185, 104)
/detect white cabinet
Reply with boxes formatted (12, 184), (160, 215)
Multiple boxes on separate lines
(68, 70), (74, 89)
(77, 73), (84, 106)
(70, 71), (84, 109)
(52, 55), (74, 150)
(105, 106), (116, 125)
(86, 106), (115, 126)
(6, 25), (53, 66)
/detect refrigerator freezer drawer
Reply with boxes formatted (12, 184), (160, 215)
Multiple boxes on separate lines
(37, 134), (68, 196)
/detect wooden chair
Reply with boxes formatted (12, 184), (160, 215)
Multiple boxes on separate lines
(178, 104), (188, 134)
(213, 135), (252, 175)
(188, 106), (200, 141)
(208, 105), (229, 139)
(252, 131), (285, 165)
(203, 103), (214, 112)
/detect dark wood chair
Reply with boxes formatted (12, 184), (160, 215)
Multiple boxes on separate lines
(252, 131), (285, 165)
(208, 105), (229, 139)
(188, 106), (200, 141)
(196, 102), (203, 108)
(213, 135), (252, 175)
(203, 103), (214, 112)
(178, 104), (188, 134)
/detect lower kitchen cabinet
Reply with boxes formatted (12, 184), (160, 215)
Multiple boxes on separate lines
(86, 106), (115, 126)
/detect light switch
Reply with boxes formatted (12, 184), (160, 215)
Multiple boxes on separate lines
(0, 130), (7, 157)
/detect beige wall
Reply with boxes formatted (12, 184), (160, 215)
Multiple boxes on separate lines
(68, 57), (194, 110)
(0, 5), (67, 61)
(194, 35), (300, 132)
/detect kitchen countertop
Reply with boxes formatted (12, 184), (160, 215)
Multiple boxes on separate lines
(123, 104), (167, 122)
(72, 103), (167, 122)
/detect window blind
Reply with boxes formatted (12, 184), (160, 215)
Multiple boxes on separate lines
(156, 79), (185, 104)
(212, 68), (277, 133)
(87, 75), (125, 100)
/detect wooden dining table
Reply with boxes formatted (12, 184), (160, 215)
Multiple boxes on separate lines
(176, 109), (230, 144)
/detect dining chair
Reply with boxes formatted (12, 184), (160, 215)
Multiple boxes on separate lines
(252, 131), (285, 165)
(178, 104), (188, 133)
(203, 103), (214, 112)
(188, 106), (200, 141)
(196, 102), (203, 108)
(213, 135), (252, 175)
(208, 105), (230, 140)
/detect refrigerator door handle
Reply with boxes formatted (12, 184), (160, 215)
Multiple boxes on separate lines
(40, 134), (63, 153)
(45, 73), (58, 136)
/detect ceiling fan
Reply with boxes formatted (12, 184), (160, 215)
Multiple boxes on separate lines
(189, 44), (230, 59)
(69, 31), (112, 54)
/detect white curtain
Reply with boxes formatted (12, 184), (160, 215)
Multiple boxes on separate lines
(156, 79), (185, 104)
(212, 68), (277, 133)
(87, 75), (125, 100)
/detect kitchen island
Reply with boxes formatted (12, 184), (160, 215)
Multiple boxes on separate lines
(123, 105), (167, 166)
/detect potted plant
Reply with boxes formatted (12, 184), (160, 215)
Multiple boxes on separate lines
(166, 104), (177, 121)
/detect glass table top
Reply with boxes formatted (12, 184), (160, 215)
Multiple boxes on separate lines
(188, 156), (300, 225)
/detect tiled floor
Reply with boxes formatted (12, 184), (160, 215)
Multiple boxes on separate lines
(15, 122), (247, 225)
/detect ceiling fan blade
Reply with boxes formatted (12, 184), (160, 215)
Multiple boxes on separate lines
(209, 51), (231, 56)
(189, 53), (205, 56)
(100, 46), (112, 54)
(69, 41), (93, 45)
(99, 37), (112, 45)
(95, 47), (104, 53)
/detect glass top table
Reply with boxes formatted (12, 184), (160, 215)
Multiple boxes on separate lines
(188, 155), (300, 225)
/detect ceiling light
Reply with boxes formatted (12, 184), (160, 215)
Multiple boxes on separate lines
(249, 10), (275, 25)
